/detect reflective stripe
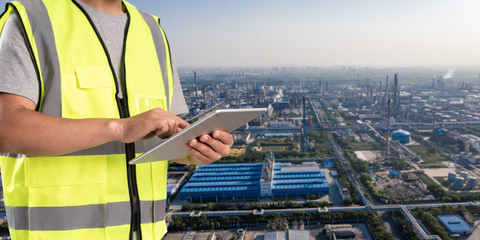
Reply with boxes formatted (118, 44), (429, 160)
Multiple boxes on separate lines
(19, 0), (61, 116)
(5, 200), (166, 231)
(138, 10), (170, 111)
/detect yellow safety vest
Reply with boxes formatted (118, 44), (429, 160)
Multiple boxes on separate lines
(0, 0), (175, 239)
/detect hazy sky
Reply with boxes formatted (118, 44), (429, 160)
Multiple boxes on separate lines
(2, 0), (480, 67)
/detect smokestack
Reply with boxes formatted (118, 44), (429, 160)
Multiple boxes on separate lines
(367, 82), (370, 99)
(407, 93), (412, 122)
(194, 71), (198, 100)
(203, 87), (207, 104)
(386, 99), (391, 160)
(384, 76), (389, 111)
(319, 80), (322, 95)
(325, 82), (328, 95)
(302, 96), (308, 152)
(393, 73), (399, 113)
(379, 81), (383, 104)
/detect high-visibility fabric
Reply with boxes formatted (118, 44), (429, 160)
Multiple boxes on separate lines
(0, 0), (174, 239)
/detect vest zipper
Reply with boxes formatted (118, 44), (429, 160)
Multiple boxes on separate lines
(71, 1), (141, 239)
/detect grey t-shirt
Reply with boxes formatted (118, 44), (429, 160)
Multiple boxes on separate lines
(0, 0), (188, 115)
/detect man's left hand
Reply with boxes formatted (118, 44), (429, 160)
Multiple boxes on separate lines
(186, 130), (233, 165)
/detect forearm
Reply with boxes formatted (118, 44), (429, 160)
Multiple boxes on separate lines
(0, 107), (119, 156)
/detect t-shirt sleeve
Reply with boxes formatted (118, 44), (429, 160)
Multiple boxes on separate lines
(169, 58), (189, 116)
(0, 13), (40, 105)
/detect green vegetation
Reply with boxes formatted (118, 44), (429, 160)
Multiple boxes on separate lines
(434, 177), (452, 188)
(307, 130), (335, 157)
(384, 158), (410, 170)
(359, 173), (396, 203)
(221, 131), (334, 163)
(219, 150), (266, 163)
(169, 210), (393, 240)
(333, 159), (362, 205)
(414, 211), (452, 240)
(337, 138), (383, 150)
(466, 125), (480, 135)
(409, 145), (450, 164)
(393, 212), (421, 240)
(411, 205), (480, 240)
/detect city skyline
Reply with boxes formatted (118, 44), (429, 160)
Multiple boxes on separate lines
(1, 0), (480, 67)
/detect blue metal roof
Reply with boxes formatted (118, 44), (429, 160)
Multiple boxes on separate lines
(273, 183), (329, 190)
(437, 215), (472, 234)
(273, 170), (326, 180)
(274, 179), (327, 185)
(275, 170), (325, 175)
(185, 181), (259, 187)
(189, 175), (260, 182)
(264, 133), (294, 137)
(323, 161), (334, 166)
(193, 171), (262, 177)
(197, 166), (263, 172)
(181, 185), (259, 193)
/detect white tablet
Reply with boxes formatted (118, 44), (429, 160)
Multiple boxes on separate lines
(129, 108), (267, 164)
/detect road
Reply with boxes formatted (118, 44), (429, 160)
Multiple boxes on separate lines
(170, 97), (480, 240)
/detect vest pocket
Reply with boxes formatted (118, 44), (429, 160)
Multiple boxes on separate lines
(62, 66), (118, 119)
(132, 94), (167, 115)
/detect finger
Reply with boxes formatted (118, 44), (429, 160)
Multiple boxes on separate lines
(199, 135), (230, 156)
(174, 117), (189, 129)
(168, 120), (179, 137)
(188, 140), (222, 160)
(186, 144), (215, 165)
(212, 130), (234, 146)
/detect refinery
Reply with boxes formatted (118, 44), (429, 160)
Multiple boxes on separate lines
(162, 66), (480, 240)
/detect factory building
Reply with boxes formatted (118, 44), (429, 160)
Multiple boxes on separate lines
(179, 153), (329, 200)
(437, 215), (473, 236)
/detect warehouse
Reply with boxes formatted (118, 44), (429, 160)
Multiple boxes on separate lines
(437, 215), (472, 236)
(179, 160), (329, 200)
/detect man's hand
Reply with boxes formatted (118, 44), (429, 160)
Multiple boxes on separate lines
(0, 93), (190, 156)
(115, 108), (189, 143)
(185, 130), (234, 165)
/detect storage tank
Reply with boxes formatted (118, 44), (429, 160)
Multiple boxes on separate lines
(455, 177), (465, 188)
(448, 172), (457, 182)
(468, 177), (477, 188)
(460, 171), (469, 179)
(392, 129), (411, 144)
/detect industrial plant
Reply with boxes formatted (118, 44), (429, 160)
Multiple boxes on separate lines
(160, 66), (480, 240)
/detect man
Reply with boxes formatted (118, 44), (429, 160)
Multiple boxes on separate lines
(0, 0), (233, 239)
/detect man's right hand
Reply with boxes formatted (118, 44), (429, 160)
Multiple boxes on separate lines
(115, 108), (189, 143)
(0, 93), (189, 156)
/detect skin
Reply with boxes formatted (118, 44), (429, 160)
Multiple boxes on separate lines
(0, 0), (233, 165)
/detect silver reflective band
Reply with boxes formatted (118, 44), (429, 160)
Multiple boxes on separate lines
(5, 200), (166, 231)
(19, 0), (62, 116)
(138, 10), (171, 111)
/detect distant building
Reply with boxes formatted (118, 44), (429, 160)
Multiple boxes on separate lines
(265, 230), (310, 240)
(323, 160), (335, 168)
(437, 215), (473, 236)
(324, 224), (356, 238)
